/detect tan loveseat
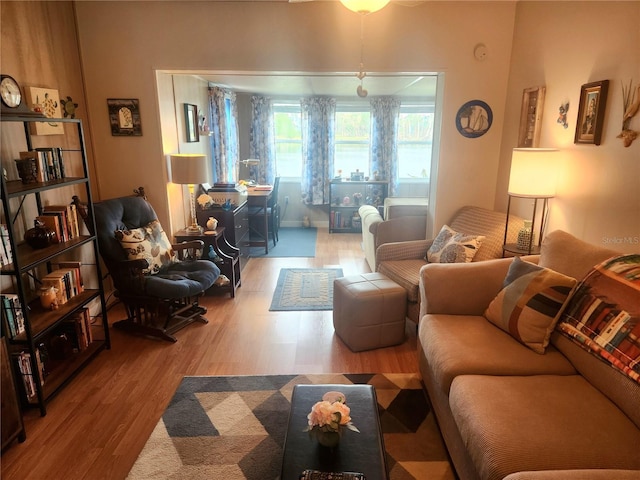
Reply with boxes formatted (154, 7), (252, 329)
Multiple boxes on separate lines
(376, 206), (523, 323)
(418, 230), (640, 479)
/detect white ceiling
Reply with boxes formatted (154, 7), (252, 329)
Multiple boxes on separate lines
(192, 72), (438, 99)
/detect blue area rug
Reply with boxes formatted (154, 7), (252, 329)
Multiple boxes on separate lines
(249, 227), (317, 258)
(269, 268), (343, 311)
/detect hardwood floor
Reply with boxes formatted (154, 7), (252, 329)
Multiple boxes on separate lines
(0, 229), (420, 480)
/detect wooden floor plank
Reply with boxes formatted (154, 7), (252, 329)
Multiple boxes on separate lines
(1, 228), (420, 480)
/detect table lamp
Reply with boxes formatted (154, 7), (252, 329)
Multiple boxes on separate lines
(170, 154), (209, 234)
(504, 148), (558, 254)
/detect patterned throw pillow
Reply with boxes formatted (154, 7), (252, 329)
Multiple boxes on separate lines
(484, 257), (577, 354)
(426, 224), (485, 263)
(115, 220), (176, 275)
(556, 254), (640, 383)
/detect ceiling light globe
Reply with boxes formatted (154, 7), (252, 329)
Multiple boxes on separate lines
(339, 0), (390, 14)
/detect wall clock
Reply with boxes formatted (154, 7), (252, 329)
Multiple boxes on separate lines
(1, 75), (22, 108)
(455, 100), (493, 138)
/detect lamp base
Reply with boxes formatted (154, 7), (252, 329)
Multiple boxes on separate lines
(186, 224), (204, 234)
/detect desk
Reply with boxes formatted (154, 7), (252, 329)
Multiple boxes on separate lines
(247, 186), (273, 255)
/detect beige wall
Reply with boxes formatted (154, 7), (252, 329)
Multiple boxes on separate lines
(498, 1), (640, 252)
(74, 0), (517, 234)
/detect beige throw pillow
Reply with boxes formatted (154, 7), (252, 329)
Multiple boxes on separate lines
(115, 220), (176, 275)
(427, 224), (485, 263)
(484, 257), (577, 354)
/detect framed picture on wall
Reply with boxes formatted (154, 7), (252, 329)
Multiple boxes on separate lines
(517, 86), (546, 148)
(184, 103), (199, 143)
(574, 80), (609, 145)
(107, 98), (142, 136)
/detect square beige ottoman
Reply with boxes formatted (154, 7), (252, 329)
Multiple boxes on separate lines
(333, 272), (407, 352)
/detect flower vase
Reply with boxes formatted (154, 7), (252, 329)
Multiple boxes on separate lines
(206, 217), (218, 231)
(316, 430), (340, 448)
(517, 220), (534, 250)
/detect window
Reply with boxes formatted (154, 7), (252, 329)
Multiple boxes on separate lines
(272, 101), (434, 181)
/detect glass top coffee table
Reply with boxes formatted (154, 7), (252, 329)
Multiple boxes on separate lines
(281, 384), (389, 480)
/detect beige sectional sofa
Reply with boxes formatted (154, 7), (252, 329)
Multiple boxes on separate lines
(418, 230), (640, 479)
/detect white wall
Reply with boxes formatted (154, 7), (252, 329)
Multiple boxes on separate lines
(75, 0), (516, 234)
(497, 1), (640, 252)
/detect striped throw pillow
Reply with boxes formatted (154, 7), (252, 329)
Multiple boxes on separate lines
(484, 257), (577, 354)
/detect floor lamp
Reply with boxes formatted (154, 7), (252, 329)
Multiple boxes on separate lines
(503, 148), (558, 255)
(170, 154), (210, 234)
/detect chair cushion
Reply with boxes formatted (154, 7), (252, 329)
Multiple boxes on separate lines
(449, 374), (640, 480)
(419, 314), (576, 395)
(426, 224), (485, 263)
(115, 220), (176, 275)
(145, 260), (219, 298)
(378, 258), (426, 302)
(484, 257), (576, 354)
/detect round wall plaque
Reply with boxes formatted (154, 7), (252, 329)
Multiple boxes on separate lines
(455, 100), (493, 138)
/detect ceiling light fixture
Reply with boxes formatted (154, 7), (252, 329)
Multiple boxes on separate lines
(340, 0), (390, 97)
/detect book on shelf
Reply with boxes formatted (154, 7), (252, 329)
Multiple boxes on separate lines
(35, 215), (62, 243)
(41, 267), (80, 305)
(1, 294), (25, 338)
(41, 204), (79, 242)
(54, 260), (84, 294)
(0, 223), (13, 266)
(15, 350), (44, 404)
(19, 148), (66, 182)
(62, 308), (91, 351)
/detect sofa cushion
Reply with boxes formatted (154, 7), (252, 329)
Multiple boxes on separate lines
(426, 224), (485, 263)
(115, 220), (176, 275)
(484, 257), (577, 354)
(538, 229), (619, 280)
(378, 259), (426, 302)
(557, 254), (640, 384)
(419, 314), (576, 395)
(449, 374), (640, 480)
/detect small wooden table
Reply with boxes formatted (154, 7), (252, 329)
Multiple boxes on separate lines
(281, 384), (389, 480)
(174, 227), (241, 297)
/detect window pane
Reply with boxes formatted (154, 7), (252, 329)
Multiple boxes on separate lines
(335, 111), (370, 176)
(397, 111), (433, 179)
(274, 109), (302, 177)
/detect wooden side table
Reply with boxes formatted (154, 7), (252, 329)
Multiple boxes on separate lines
(174, 227), (241, 298)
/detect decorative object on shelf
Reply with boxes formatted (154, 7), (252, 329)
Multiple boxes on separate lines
(456, 100), (493, 138)
(206, 217), (218, 231)
(60, 96), (78, 118)
(518, 86), (546, 148)
(557, 101), (569, 129)
(14, 157), (38, 184)
(38, 286), (59, 310)
(350, 170), (364, 181)
(304, 390), (360, 449)
(26, 87), (64, 135)
(352, 192), (362, 206)
(517, 220), (534, 251)
(24, 219), (57, 249)
(107, 98), (142, 136)
(352, 211), (361, 229)
(343, 195), (351, 205)
(617, 80), (640, 147)
(504, 148), (558, 255)
(170, 154), (210, 234)
(197, 193), (214, 209)
(221, 199), (233, 211)
(0, 74), (22, 108)
(184, 103), (199, 143)
(574, 80), (609, 145)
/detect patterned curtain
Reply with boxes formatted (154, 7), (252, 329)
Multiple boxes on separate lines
(301, 97), (336, 205)
(249, 95), (276, 184)
(209, 86), (239, 183)
(370, 97), (401, 196)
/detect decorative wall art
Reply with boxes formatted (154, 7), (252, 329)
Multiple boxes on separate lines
(517, 86), (546, 147)
(557, 102), (569, 129)
(617, 80), (640, 147)
(455, 100), (493, 138)
(26, 87), (64, 135)
(184, 103), (199, 143)
(107, 98), (142, 136)
(60, 96), (78, 118)
(574, 80), (609, 145)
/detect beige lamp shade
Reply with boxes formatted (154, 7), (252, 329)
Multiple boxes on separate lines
(508, 148), (558, 198)
(339, 0), (390, 14)
(170, 154), (209, 185)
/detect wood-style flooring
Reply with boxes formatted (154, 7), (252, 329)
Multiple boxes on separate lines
(0, 229), (420, 480)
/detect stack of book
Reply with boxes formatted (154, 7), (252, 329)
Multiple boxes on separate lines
(19, 147), (66, 182)
(1, 294), (25, 338)
(0, 224), (12, 267)
(35, 204), (80, 244)
(40, 262), (84, 306)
